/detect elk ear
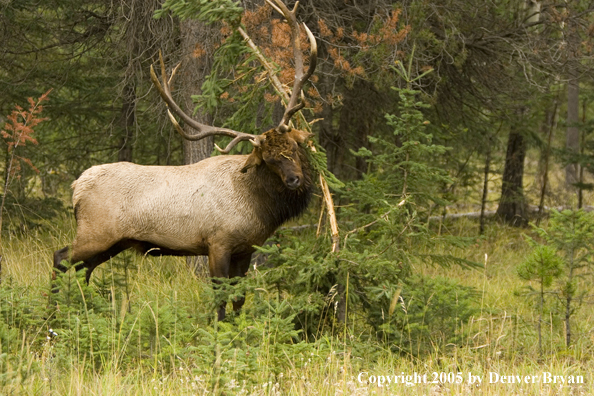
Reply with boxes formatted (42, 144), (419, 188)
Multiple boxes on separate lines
(288, 129), (313, 144)
(240, 147), (263, 173)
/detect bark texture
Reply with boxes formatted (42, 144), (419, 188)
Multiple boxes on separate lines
(497, 128), (527, 226)
(179, 19), (219, 165)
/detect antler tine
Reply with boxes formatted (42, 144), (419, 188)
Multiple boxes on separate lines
(268, 0), (317, 133)
(150, 51), (257, 150)
(164, 104), (259, 154)
(215, 135), (265, 154)
(281, 25), (317, 128)
(265, 0), (300, 19)
(265, 0), (285, 16)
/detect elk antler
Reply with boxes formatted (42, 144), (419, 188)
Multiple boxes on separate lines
(266, 0), (318, 133)
(150, 52), (263, 153)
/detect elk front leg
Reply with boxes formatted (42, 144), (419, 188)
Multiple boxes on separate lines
(208, 246), (231, 321)
(229, 253), (253, 312)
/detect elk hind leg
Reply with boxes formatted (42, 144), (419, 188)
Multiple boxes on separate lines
(53, 246), (70, 277)
(73, 242), (128, 284)
(52, 246), (71, 293)
(54, 239), (127, 286)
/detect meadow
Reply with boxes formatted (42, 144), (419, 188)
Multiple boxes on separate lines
(1, 208), (593, 396)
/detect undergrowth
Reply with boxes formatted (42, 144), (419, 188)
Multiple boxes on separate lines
(0, 216), (593, 395)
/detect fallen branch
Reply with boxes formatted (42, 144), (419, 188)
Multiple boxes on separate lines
(429, 205), (594, 222)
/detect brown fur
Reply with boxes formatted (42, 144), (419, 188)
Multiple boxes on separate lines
(53, 129), (312, 320)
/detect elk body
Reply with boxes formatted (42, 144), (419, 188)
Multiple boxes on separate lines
(53, 0), (317, 320)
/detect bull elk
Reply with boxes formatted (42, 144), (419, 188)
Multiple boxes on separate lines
(53, 0), (317, 320)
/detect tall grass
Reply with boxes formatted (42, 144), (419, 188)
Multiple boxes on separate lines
(1, 216), (593, 395)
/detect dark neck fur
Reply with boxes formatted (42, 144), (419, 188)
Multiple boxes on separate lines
(249, 147), (312, 229)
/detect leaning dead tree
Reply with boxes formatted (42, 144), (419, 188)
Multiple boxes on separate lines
(238, 0), (340, 252)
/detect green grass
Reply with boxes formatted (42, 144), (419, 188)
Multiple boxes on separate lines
(1, 215), (593, 395)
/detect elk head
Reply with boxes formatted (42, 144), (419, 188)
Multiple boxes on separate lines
(149, 0), (317, 191)
(240, 127), (311, 190)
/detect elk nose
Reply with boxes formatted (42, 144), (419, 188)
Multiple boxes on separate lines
(286, 175), (301, 189)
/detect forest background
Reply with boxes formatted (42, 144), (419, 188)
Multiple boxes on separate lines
(2, 0), (594, 394)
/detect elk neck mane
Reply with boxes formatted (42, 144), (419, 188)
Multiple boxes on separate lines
(245, 145), (312, 229)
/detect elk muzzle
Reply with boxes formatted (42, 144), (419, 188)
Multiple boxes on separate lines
(286, 175), (301, 190)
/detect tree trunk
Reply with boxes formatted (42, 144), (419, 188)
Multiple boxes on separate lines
(577, 98), (588, 209)
(566, 75), (580, 188)
(536, 96), (558, 226)
(496, 127), (527, 226)
(318, 66), (381, 180)
(178, 19), (219, 276)
(565, 3), (580, 192)
(117, 0), (176, 163)
(179, 19), (218, 164)
(117, 83), (136, 162)
(479, 144), (491, 235)
(317, 60), (343, 179)
(337, 80), (380, 179)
